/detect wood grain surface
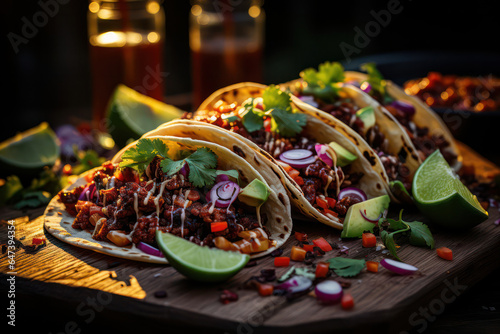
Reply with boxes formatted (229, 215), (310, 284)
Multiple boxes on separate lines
(1, 142), (499, 334)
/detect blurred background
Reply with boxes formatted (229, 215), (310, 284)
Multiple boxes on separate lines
(3, 0), (500, 163)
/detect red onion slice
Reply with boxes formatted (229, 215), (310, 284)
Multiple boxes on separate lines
(390, 100), (416, 116)
(338, 187), (367, 203)
(276, 276), (312, 294)
(281, 149), (313, 160)
(278, 155), (317, 169)
(360, 209), (382, 224)
(360, 81), (372, 93)
(380, 258), (418, 275)
(315, 144), (333, 167)
(137, 242), (164, 258)
(210, 181), (240, 208)
(315, 280), (343, 304)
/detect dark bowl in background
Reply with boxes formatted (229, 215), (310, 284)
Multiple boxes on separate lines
(344, 51), (500, 166)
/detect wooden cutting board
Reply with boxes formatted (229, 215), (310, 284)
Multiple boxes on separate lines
(1, 142), (499, 333)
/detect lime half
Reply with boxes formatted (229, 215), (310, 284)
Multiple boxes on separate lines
(0, 122), (60, 176)
(156, 231), (249, 282)
(106, 85), (185, 147)
(412, 150), (488, 229)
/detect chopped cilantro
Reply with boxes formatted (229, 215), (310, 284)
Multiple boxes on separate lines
(241, 85), (307, 137)
(300, 61), (345, 102)
(360, 62), (393, 104)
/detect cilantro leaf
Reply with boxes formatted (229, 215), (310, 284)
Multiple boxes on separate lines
(360, 62), (393, 104)
(327, 257), (365, 277)
(262, 85), (292, 111)
(300, 62), (345, 102)
(241, 100), (264, 133)
(270, 108), (307, 137)
(119, 138), (168, 173)
(161, 147), (218, 188)
(379, 209), (435, 260)
(277, 266), (315, 282)
(406, 221), (435, 249)
(215, 169), (239, 180)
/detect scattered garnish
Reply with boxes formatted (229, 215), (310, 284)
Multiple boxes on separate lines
(290, 246), (307, 262)
(258, 284), (274, 297)
(436, 247), (453, 261)
(315, 262), (330, 278)
(312, 237), (333, 252)
(379, 209), (434, 261)
(380, 258), (418, 275)
(274, 256), (291, 267)
(327, 257), (366, 278)
(366, 261), (379, 273)
(219, 290), (238, 304)
(315, 280), (343, 304)
(341, 293), (355, 310)
(362, 233), (377, 248)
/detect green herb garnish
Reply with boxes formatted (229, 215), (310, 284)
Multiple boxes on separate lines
(119, 138), (219, 188)
(277, 266), (316, 282)
(300, 61), (345, 102)
(241, 86), (307, 137)
(379, 209), (435, 260)
(360, 62), (393, 104)
(327, 257), (366, 277)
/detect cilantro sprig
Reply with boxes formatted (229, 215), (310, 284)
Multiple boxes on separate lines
(379, 209), (435, 261)
(119, 138), (221, 188)
(300, 61), (345, 103)
(241, 85), (307, 137)
(360, 62), (393, 105)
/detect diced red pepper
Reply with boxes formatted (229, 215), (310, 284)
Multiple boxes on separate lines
(366, 261), (379, 273)
(326, 197), (337, 208)
(436, 247), (453, 261)
(316, 197), (329, 210)
(32, 237), (46, 245)
(274, 257), (290, 267)
(258, 284), (274, 297)
(302, 244), (315, 252)
(362, 233), (377, 248)
(315, 262), (329, 278)
(211, 222), (228, 233)
(294, 232), (308, 242)
(341, 293), (355, 310)
(323, 208), (338, 217)
(312, 237), (333, 252)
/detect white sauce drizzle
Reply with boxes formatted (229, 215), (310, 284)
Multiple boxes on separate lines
(180, 190), (191, 238)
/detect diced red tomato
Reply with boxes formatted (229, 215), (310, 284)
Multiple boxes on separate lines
(326, 197), (337, 208)
(436, 247), (453, 261)
(258, 284), (274, 296)
(315, 262), (329, 278)
(295, 232), (308, 242)
(323, 208), (338, 217)
(312, 237), (333, 252)
(366, 261), (379, 273)
(316, 197), (329, 210)
(274, 257), (290, 267)
(362, 233), (377, 248)
(211, 222), (228, 233)
(341, 293), (355, 310)
(302, 244), (315, 252)
(32, 237), (46, 245)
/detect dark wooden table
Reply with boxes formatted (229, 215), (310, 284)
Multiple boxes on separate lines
(1, 142), (499, 334)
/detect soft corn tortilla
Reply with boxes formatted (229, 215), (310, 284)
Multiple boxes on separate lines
(45, 135), (293, 263)
(152, 83), (389, 229)
(344, 71), (462, 171)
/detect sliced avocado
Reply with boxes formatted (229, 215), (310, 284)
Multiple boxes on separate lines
(356, 106), (376, 131)
(328, 142), (357, 167)
(341, 195), (390, 238)
(238, 179), (270, 207)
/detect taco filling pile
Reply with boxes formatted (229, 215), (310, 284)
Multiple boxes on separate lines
(293, 62), (413, 191)
(58, 138), (275, 255)
(183, 86), (367, 220)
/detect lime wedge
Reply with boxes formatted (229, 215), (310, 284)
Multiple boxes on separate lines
(106, 85), (185, 147)
(156, 231), (249, 282)
(412, 150), (488, 229)
(0, 122), (60, 176)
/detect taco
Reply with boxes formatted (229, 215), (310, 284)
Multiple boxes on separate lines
(160, 83), (389, 230)
(344, 63), (461, 170)
(283, 62), (425, 201)
(44, 135), (292, 263)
